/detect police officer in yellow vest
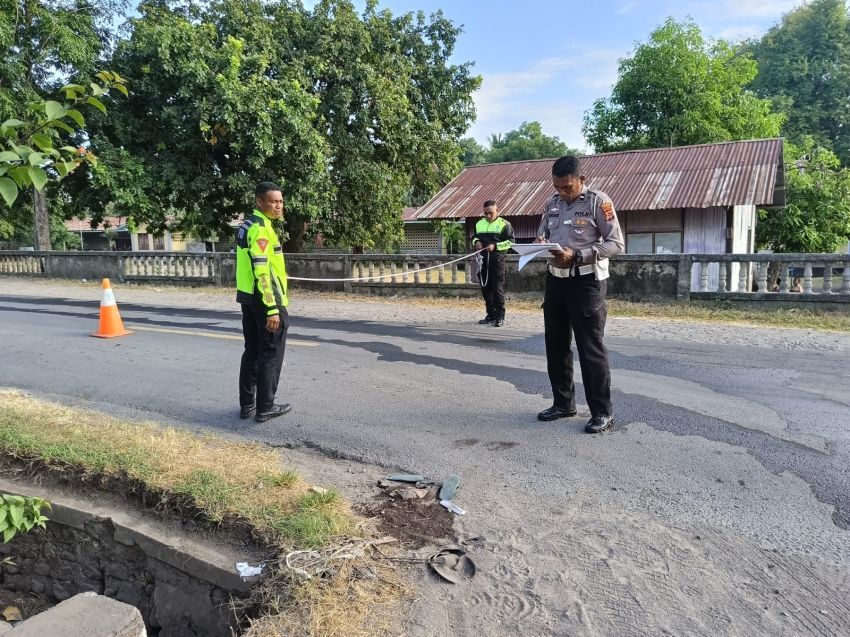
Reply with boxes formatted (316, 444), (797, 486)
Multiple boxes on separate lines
(472, 200), (514, 327)
(236, 182), (291, 423)
(536, 156), (624, 434)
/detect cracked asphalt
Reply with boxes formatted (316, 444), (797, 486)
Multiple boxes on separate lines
(2, 279), (849, 636)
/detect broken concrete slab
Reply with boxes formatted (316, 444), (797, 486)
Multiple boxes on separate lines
(9, 592), (146, 636)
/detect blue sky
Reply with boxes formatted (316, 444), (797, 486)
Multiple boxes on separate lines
(354, 0), (803, 151)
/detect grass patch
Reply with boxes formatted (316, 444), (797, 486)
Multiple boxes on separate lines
(259, 470), (300, 488)
(0, 390), (327, 545)
(606, 299), (850, 332)
(0, 390), (400, 636)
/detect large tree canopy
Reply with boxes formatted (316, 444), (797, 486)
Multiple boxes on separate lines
(69, 0), (479, 251)
(748, 0), (850, 165)
(70, 0), (331, 246)
(583, 18), (783, 153)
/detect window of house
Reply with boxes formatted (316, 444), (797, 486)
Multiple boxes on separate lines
(627, 233), (653, 254)
(624, 210), (683, 254)
(626, 232), (683, 254)
(137, 233), (150, 250)
(153, 235), (165, 250)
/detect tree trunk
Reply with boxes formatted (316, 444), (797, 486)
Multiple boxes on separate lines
(283, 216), (307, 253)
(33, 188), (51, 251)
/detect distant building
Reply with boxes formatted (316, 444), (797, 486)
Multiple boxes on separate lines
(401, 207), (442, 254)
(413, 138), (786, 289)
(64, 217), (238, 253)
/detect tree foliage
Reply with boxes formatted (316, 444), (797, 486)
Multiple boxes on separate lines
(74, 0), (479, 252)
(757, 140), (850, 253)
(583, 18), (784, 152)
(0, 0), (124, 247)
(0, 73), (125, 208)
(459, 121), (578, 166)
(69, 0), (330, 247)
(748, 0), (850, 165)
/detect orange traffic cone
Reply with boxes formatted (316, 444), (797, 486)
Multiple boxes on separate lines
(91, 278), (132, 338)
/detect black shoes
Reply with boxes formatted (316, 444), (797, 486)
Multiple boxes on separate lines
(255, 403), (292, 423)
(584, 415), (614, 434)
(537, 405), (577, 421)
(537, 407), (615, 433)
(239, 404), (255, 420)
(479, 316), (505, 326)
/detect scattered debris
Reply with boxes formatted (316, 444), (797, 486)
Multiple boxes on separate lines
(1, 606), (21, 622)
(284, 537), (396, 581)
(385, 474), (429, 484)
(370, 471), (466, 548)
(382, 472), (464, 511)
(429, 546), (476, 583)
(438, 474), (461, 501)
(235, 562), (265, 579)
(440, 500), (466, 515)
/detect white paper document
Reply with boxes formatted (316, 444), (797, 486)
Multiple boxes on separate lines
(511, 243), (562, 271)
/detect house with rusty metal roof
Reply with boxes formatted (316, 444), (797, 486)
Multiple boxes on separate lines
(414, 139), (785, 267)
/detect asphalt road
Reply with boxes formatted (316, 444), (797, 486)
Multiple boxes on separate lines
(1, 284), (849, 636)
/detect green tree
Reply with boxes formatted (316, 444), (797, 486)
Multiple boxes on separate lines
(583, 18), (784, 152)
(458, 137), (486, 166)
(76, 0), (330, 249)
(748, 0), (850, 165)
(81, 0), (479, 252)
(757, 139), (850, 253)
(429, 219), (464, 253)
(485, 121), (575, 163)
(305, 0), (479, 250)
(0, 0), (123, 248)
(0, 74), (126, 255)
(460, 122), (578, 167)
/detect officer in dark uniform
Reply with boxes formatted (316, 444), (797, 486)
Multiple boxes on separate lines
(472, 200), (514, 327)
(536, 156), (624, 433)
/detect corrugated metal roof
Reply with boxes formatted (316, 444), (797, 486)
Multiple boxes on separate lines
(414, 138), (784, 219)
(64, 216), (128, 232)
(402, 207), (420, 222)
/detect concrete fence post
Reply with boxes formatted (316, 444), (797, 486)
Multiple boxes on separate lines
(214, 253), (223, 287)
(343, 255), (353, 294)
(676, 255), (692, 301)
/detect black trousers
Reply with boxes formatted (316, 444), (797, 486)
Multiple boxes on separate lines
(239, 303), (288, 412)
(481, 251), (507, 319)
(543, 273), (612, 417)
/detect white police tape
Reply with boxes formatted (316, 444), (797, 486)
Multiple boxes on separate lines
(286, 248), (486, 283)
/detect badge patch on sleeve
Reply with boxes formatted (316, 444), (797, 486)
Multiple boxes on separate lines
(601, 201), (616, 221)
(256, 238), (269, 253)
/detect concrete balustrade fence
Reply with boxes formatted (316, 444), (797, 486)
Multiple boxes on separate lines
(1, 250), (848, 309)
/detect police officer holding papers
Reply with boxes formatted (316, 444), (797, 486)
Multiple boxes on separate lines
(535, 156), (624, 434)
